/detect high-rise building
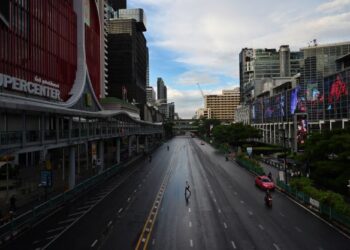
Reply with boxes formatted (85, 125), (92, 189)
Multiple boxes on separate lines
(157, 77), (167, 103)
(196, 108), (212, 119)
(108, 0), (127, 10)
(168, 102), (175, 121)
(244, 41), (350, 151)
(146, 86), (156, 104)
(299, 42), (350, 121)
(0, 0), (163, 212)
(204, 88), (240, 122)
(239, 46), (302, 104)
(107, 8), (148, 106)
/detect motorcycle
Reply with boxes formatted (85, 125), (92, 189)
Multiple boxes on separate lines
(265, 195), (272, 207)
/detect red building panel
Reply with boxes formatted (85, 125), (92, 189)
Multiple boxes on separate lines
(0, 0), (77, 102)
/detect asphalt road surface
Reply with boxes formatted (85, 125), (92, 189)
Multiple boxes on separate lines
(3, 136), (350, 250)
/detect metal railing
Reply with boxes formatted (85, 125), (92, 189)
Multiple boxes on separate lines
(0, 154), (143, 243)
(276, 180), (350, 230)
(0, 127), (163, 147)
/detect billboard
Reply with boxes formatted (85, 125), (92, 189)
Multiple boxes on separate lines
(294, 113), (308, 152)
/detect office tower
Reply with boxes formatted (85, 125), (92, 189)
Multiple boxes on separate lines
(239, 45), (302, 104)
(146, 86), (156, 104)
(157, 77), (167, 103)
(107, 8), (148, 105)
(108, 0), (127, 10)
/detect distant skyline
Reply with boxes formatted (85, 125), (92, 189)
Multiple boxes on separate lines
(129, 0), (350, 118)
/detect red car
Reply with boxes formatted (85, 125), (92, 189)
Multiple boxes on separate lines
(255, 175), (275, 190)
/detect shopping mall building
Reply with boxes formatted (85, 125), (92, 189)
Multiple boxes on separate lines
(0, 0), (162, 208)
(236, 42), (350, 152)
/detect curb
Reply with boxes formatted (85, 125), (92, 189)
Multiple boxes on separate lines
(234, 159), (350, 239)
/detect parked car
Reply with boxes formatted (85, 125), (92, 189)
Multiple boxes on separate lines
(255, 175), (275, 190)
(200, 141), (205, 145)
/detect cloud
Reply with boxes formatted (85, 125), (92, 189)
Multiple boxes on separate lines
(175, 71), (219, 85)
(167, 87), (203, 118)
(317, 0), (350, 13)
(128, 0), (350, 118)
(167, 86), (232, 118)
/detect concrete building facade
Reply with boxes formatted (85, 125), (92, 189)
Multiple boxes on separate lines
(239, 42), (350, 151)
(204, 88), (240, 122)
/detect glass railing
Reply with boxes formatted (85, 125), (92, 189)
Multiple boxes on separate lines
(0, 131), (22, 145)
(26, 130), (40, 143)
(44, 130), (56, 141)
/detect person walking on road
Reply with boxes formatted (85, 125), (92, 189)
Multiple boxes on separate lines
(185, 181), (191, 197)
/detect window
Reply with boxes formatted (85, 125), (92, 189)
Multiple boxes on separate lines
(0, 0), (10, 26)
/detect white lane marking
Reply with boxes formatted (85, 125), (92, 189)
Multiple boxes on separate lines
(134, 189), (137, 193)
(189, 208), (191, 213)
(46, 236), (56, 240)
(258, 224), (264, 230)
(218, 209), (222, 213)
(240, 200), (244, 204)
(68, 211), (84, 217)
(273, 243), (281, 250)
(58, 218), (76, 224)
(231, 240), (237, 249)
(46, 226), (65, 234)
(152, 239), (156, 245)
(295, 226), (302, 233)
(77, 205), (91, 210)
(213, 198), (217, 203)
(190, 239), (193, 247)
(248, 211), (253, 216)
(127, 197), (131, 202)
(279, 212), (285, 217)
(84, 200), (98, 205)
(91, 239), (98, 248)
(189, 221), (192, 228)
(107, 220), (113, 227)
(223, 222), (228, 229)
(118, 208), (123, 214)
(210, 190), (213, 194)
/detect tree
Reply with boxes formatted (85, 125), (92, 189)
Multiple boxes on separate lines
(300, 128), (350, 194)
(195, 118), (221, 137)
(212, 123), (261, 146)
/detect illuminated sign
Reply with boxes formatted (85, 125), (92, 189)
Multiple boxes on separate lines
(294, 113), (308, 152)
(0, 73), (61, 100)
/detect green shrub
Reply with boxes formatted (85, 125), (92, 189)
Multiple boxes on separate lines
(289, 177), (313, 191)
(289, 177), (350, 216)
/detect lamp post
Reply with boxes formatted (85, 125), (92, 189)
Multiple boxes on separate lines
(279, 128), (288, 185)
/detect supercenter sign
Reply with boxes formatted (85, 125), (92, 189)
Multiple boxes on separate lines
(0, 73), (61, 100)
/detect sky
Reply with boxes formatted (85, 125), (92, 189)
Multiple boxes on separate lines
(128, 0), (350, 118)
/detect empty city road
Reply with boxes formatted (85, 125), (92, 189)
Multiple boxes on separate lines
(4, 136), (350, 250)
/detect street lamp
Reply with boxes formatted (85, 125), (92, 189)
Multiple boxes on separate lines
(279, 128), (288, 185)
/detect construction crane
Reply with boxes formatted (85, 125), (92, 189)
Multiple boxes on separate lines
(196, 83), (205, 98)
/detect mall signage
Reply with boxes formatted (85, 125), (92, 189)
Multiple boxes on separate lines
(0, 73), (61, 100)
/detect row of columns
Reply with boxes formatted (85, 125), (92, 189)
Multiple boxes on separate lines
(19, 135), (153, 191)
